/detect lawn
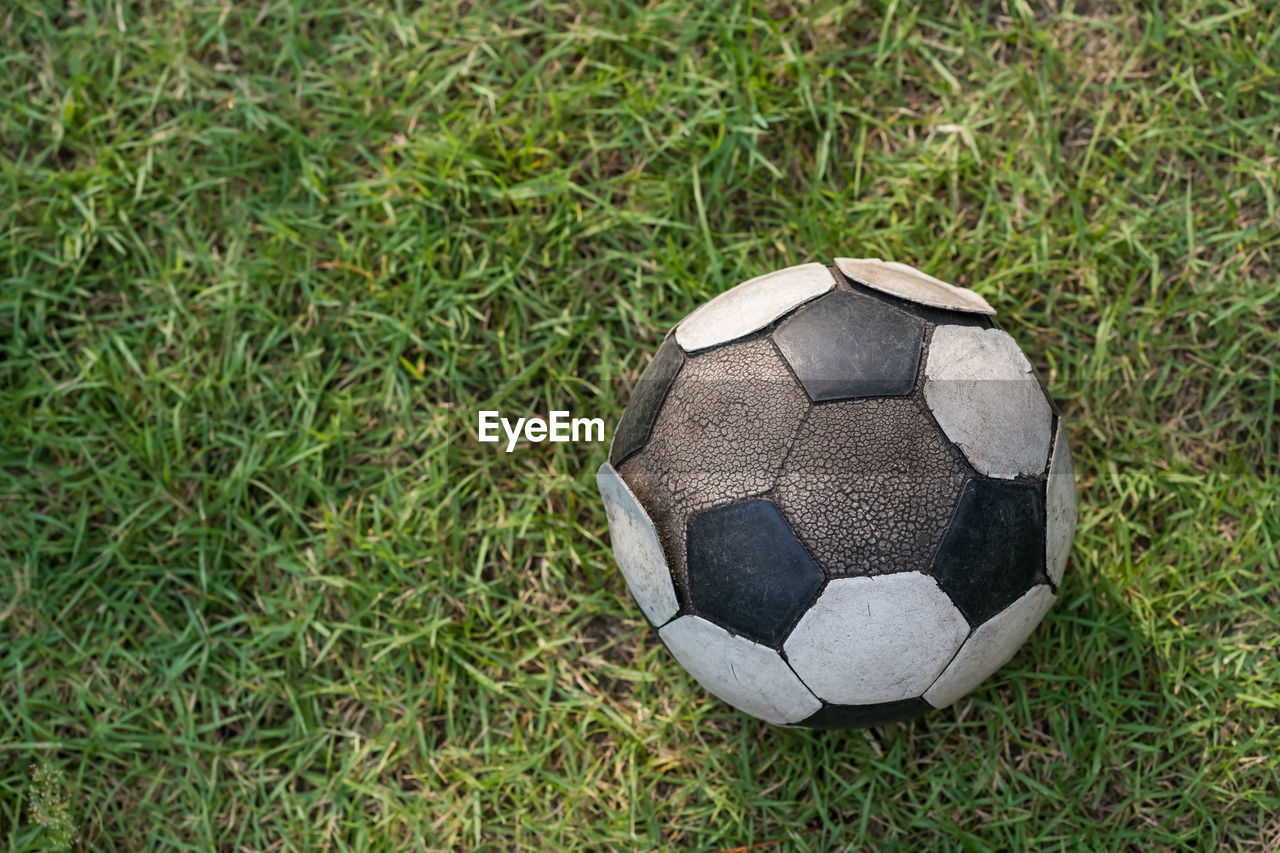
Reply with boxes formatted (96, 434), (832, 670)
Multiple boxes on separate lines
(2, 0), (1278, 849)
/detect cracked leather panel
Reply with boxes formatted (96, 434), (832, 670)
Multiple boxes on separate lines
(616, 338), (810, 593)
(774, 397), (969, 577)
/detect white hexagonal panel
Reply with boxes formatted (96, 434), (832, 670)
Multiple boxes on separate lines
(923, 326), (1053, 479)
(783, 573), (969, 705)
(1045, 419), (1077, 586)
(659, 615), (822, 725)
(674, 263), (835, 353)
(834, 258), (995, 315)
(923, 584), (1056, 709)
(596, 463), (679, 626)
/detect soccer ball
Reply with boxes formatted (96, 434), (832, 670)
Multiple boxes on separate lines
(597, 258), (1077, 729)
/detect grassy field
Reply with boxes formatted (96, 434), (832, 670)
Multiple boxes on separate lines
(2, 0), (1279, 849)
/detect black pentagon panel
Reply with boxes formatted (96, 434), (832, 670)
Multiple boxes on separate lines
(931, 479), (1046, 626)
(610, 335), (685, 467)
(686, 499), (824, 647)
(798, 697), (932, 730)
(774, 398), (969, 577)
(773, 289), (925, 401)
(616, 338), (811, 595)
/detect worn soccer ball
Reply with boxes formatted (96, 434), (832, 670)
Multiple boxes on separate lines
(597, 258), (1077, 729)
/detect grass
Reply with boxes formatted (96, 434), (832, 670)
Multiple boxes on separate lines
(2, 0), (1278, 849)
